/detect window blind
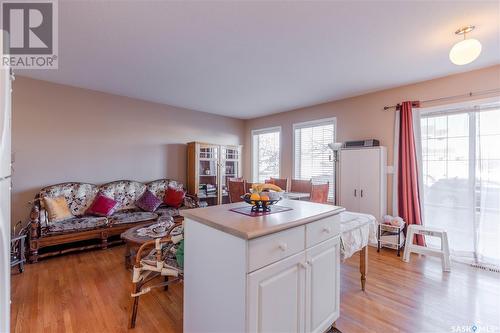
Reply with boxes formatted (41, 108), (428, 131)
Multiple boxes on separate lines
(294, 119), (335, 200)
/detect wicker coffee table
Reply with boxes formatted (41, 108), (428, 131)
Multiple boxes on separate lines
(121, 216), (183, 269)
(121, 223), (156, 269)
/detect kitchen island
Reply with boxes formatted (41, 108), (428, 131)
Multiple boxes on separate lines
(181, 199), (344, 333)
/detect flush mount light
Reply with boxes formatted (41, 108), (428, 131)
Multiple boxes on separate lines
(449, 25), (482, 65)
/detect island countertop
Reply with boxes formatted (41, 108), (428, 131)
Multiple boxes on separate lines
(180, 199), (344, 240)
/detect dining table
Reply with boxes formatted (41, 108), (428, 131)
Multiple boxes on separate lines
(339, 211), (377, 291)
(283, 191), (311, 200)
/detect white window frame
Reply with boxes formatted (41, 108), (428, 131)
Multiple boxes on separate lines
(251, 126), (282, 183)
(292, 117), (337, 199)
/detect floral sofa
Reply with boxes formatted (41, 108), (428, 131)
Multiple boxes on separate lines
(28, 179), (198, 263)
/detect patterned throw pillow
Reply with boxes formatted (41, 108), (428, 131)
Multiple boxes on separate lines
(43, 196), (73, 223)
(86, 193), (119, 217)
(164, 185), (186, 208)
(136, 189), (162, 212)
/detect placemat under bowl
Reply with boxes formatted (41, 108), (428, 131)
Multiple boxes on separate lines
(229, 205), (293, 217)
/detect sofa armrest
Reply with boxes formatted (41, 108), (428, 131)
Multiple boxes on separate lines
(183, 194), (200, 209)
(29, 202), (41, 239)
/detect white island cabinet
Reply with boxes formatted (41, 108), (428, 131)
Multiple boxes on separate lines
(181, 199), (344, 333)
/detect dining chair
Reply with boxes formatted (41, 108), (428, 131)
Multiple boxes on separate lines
(228, 180), (246, 203)
(310, 182), (329, 203)
(290, 179), (313, 194)
(229, 177), (244, 182)
(245, 181), (254, 193)
(266, 178), (288, 192)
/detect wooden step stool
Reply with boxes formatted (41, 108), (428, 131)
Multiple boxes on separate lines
(403, 224), (451, 272)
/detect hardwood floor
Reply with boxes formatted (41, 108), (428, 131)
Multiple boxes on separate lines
(11, 245), (500, 333)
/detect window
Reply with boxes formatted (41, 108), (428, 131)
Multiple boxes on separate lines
(293, 118), (336, 200)
(421, 101), (500, 267)
(252, 127), (281, 183)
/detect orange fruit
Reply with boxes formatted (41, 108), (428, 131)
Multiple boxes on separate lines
(260, 195), (270, 201)
(250, 193), (261, 201)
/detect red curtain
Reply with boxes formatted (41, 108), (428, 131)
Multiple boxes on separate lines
(398, 101), (425, 246)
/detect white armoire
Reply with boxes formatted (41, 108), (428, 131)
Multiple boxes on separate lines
(338, 147), (387, 222)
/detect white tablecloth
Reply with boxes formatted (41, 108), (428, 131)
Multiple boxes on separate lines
(340, 211), (377, 260)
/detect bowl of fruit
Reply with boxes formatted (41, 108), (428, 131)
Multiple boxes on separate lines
(241, 183), (284, 212)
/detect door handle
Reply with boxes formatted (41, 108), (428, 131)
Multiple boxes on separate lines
(361, 190), (363, 197)
(354, 189), (357, 197)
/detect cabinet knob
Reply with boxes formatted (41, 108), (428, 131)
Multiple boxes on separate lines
(278, 243), (288, 251)
(323, 226), (331, 234)
(300, 262), (307, 269)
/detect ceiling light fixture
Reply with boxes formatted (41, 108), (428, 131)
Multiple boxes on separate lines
(449, 25), (482, 66)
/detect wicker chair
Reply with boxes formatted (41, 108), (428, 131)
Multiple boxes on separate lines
(129, 221), (184, 328)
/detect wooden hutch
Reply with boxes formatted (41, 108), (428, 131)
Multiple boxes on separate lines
(187, 142), (242, 206)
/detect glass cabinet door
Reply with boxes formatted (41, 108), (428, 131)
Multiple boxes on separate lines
(198, 145), (219, 205)
(221, 146), (241, 204)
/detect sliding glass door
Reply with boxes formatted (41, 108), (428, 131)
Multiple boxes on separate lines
(421, 102), (500, 267)
(476, 108), (500, 267)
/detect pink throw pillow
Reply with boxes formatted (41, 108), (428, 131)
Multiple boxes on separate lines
(86, 193), (119, 217)
(164, 186), (186, 208)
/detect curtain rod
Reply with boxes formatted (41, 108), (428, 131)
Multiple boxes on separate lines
(383, 88), (500, 111)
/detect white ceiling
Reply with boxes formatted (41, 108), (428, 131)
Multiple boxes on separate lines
(20, 1), (500, 119)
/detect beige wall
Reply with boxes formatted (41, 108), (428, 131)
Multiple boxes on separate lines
(244, 65), (500, 214)
(12, 65), (500, 225)
(11, 77), (245, 225)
